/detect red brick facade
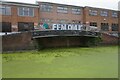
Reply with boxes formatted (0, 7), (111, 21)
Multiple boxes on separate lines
(83, 7), (118, 33)
(38, 2), (83, 24)
(0, 1), (119, 33)
(2, 32), (34, 51)
(0, 2), (39, 32)
(101, 33), (118, 45)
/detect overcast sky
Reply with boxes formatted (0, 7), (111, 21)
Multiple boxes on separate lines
(4, 0), (120, 10)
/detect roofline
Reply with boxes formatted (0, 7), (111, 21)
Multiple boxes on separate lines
(85, 6), (118, 11)
(0, 0), (39, 8)
(0, 1), (118, 11)
(36, 1), (118, 11)
(36, 1), (83, 8)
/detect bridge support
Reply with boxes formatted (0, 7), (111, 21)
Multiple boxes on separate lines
(33, 36), (100, 50)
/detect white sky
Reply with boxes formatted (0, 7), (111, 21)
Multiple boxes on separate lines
(3, 0), (120, 10)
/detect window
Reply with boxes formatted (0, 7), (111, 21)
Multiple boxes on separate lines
(40, 18), (52, 25)
(101, 23), (109, 31)
(0, 5), (11, 15)
(72, 7), (81, 15)
(100, 11), (108, 16)
(24, 7), (29, 16)
(90, 22), (97, 27)
(89, 9), (97, 16)
(72, 20), (81, 24)
(40, 18), (52, 23)
(57, 6), (68, 13)
(18, 7), (23, 16)
(18, 7), (34, 17)
(112, 12), (118, 18)
(18, 22), (34, 31)
(0, 22), (12, 32)
(58, 19), (68, 23)
(111, 23), (118, 31)
(40, 4), (53, 12)
(29, 8), (34, 16)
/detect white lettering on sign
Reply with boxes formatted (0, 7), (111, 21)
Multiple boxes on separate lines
(52, 24), (83, 30)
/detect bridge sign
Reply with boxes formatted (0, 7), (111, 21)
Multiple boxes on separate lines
(52, 24), (83, 30)
(52, 24), (99, 32)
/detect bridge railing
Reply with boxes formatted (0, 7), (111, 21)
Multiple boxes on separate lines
(32, 30), (101, 38)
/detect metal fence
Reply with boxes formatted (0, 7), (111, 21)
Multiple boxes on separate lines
(32, 30), (101, 38)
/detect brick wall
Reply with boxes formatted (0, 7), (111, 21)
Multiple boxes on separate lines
(101, 33), (118, 45)
(2, 32), (118, 52)
(1, 2), (118, 33)
(83, 7), (118, 33)
(2, 32), (34, 52)
(1, 4), (39, 32)
(38, 2), (83, 24)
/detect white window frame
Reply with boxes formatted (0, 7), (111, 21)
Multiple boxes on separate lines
(57, 6), (68, 13)
(0, 5), (11, 15)
(100, 11), (108, 17)
(112, 12), (118, 18)
(72, 8), (81, 15)
(89, 9), (98, 16)
(40, 4), (53, 12)
(18, 7), (34, 17)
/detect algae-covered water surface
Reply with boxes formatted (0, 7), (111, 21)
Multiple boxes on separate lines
(2, 46), (118, 78)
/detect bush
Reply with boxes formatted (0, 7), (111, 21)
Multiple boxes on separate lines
(82, 37), (102, 47)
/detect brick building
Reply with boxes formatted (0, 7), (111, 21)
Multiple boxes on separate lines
(83, 6), (118, 33)
(0, 1), (119, 33)
(0, 1), (39, 32)
(38, 2), (83, 28)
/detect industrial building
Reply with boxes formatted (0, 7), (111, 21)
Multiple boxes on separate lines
(0, 1), (39, 32)
(0, 1), (119, 34)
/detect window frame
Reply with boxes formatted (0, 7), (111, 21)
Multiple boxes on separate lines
(0, 5), (11, 15)
(90, 22), (97, 27)
(57, 6), (68, 13)
(72, 7), (81, 15)
(40, 4), (53, 12)
(111, 23), (118, 31)
(100, 10), (108, 17)
(112, 11), (118, 18)
(101, 23), (109, 31)
(18, 7), (34, 17)
(89, 9), (98, 16)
